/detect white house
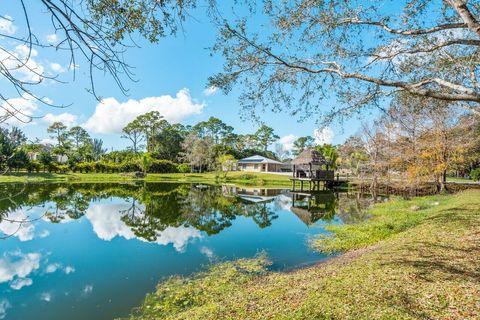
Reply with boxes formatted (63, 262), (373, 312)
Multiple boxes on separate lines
(27, 152), (68, 163)
(237, 155), (283, 173)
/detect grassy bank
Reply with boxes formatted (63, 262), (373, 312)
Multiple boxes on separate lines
(0, 171), (292, 187)
(127, 190), (480, 320)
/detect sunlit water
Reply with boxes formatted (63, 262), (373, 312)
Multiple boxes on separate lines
(0, 183), (375, 320)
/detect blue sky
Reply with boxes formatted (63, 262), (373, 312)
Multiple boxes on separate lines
(0, 1), (369, 152)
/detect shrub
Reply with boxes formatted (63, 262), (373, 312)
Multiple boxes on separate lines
(149, 159), (178, 173)
(94, 162), (107, 173)
(176, 163), (191, 173)
(26, 160), (42, 173)
(47, 162), (60, 173)
(121, 161), (141, 172)
(107, 162), (121, 173)
(471, 168), (480, 181)
(75, 162), (95, 173)
(57, 164), (69, 173)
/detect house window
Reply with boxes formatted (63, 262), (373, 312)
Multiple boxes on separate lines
(254, 164), (258, 169)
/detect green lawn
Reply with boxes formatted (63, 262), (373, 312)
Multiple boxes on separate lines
(126, 189), (480, 320)
(0, 171), (292, 187)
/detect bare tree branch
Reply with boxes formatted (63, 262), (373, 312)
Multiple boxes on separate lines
(449, 0), (480, 36)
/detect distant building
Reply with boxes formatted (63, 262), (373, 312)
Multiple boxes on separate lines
(27, 152), (68, 163)
(56, 155), (68, 163)
(28, 152), (39, 161)
(237, 155), (283, 173)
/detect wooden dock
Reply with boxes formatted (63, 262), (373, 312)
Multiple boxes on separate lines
(289, 147), (347, 192)
(290, 174), (349, 192)
(290, 178), (329, 192)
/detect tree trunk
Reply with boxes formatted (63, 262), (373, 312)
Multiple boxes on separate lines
(439, 170), (448, 193)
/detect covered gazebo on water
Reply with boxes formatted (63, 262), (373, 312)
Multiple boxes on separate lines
(290, 148), (334, 191)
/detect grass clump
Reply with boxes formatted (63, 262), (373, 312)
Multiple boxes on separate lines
(128, 255), (271, 320)
(127, 190), (480, 320)
(311, 194), (449, 253)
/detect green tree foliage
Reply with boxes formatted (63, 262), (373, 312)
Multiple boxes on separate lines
(217, 154), (238, 177)
(0, 127), (27, 172)
(193, 117), (234, 144)
(122, 120), (146, 153)
(134, 111), (165, 152)
(337, 136), (368, 176)
(38, 151), (54, 172)
(152, 123), (187, 161)
(47, 122), (71, 156)
(180, 132), (215, 172)
(92, 138), (107, 161)
(209, 0), (480, 122)
(471, 168), (480, 181)
(69, 126), (91, 149)
(7, 150), (29, 172)
(253, 125), (279, 151)
(139, 153), (153, 174)
(316, 144), (339, 170)
(292, 137), (314, 157)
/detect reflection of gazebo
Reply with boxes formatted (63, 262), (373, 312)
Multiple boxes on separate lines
(290, 148), (334, 191)
(290, 192), (336, 225)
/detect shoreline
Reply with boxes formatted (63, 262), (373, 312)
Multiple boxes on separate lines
(127, 189), (480, 319)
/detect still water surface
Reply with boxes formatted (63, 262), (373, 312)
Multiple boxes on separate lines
(0, 183), (374, 320)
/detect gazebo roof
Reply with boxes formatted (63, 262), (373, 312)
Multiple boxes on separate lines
(290, 148), (329, 165)
(290, 206), (325, 226)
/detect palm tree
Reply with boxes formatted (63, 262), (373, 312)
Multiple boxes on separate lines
(92, 138), (107, 161)
(316, 144), (338, 170)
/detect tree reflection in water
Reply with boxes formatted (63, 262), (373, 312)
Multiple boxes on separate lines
(0, 183), (283, 241)
(0, 183), (382, 241)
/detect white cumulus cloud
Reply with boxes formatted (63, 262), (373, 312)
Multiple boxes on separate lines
(0, 94), (38, 125)
(84, 89), (204, 134)
(0, 251), (41, 284)
(50, 62), (65, 73)
(40, 292), (52, 302)
(45, 263), (61, 274)
(8, 45), (44, 82)
(314, 127), (334, 146)
(45, 263), (75, 275)
(200, 246), (214, 260)
(85, 203), (202, 252)
(0, 16), (17, 36)
(42, 112), (77, 127)
(10, 277), (33, 290)
(0, 44), (44, 84)
(0, 209), (35, 241)
(46, 33), (59, 44)
(203, 86), (218, 96)
(278, 134), (298, 152)
(64, 266), (75, 274)
(38, 230), (50, 238)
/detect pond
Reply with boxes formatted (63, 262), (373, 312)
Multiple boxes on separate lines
(0, 182), (375, 320)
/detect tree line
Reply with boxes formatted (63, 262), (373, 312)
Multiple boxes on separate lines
(0, 112), (292, 174)
(336, 95), (480, 192)
(1, 103), (478, 188)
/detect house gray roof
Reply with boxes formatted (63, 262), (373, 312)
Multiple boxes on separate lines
(238, 155), (283, 165)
